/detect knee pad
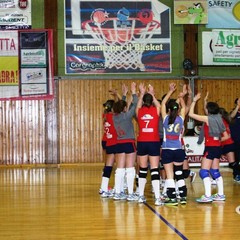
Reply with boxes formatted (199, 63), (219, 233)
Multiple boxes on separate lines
(174, 165), (183, 181)
(103, 166), (113, 178)
(229, 162), (237, 169)
(126, 167), (136, 178)
(199, 169), (209, 179)
(139, 167), (148, 178)
(150, 168), (160, 181)
(210, 168), (221, 179)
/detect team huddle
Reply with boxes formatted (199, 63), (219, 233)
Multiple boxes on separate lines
(99, 82), (240, 206)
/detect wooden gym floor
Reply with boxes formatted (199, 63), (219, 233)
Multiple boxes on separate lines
(0, 164), (239, 240)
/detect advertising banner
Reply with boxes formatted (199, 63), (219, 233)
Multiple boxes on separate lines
(207, 0), (240, 28)
(0, 29), (54, 100)
(183, 136), (229, 166)
(202, 31), (240, 65)
(64, 0), (171, 74)
(174, 0), (208, 24)
(0, 31), (19, 98)
(0, 0), (32, 30)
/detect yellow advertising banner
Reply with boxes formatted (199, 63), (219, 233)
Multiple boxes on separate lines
(0, 56), (18, 86)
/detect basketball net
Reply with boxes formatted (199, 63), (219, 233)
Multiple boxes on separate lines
(82, 18), (160, 71)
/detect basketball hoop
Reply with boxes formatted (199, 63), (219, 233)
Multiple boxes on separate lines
(82, 17), (160, 71)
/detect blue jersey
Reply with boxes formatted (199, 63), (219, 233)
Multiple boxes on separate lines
(162, 115), (184, 149)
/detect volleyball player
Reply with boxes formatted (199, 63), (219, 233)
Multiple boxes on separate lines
(161, 83), (187, 206)
(219, 107), (240, 182)
(230, 97), (240, 182)
(112, 82), (138, 201)
(135, 83), (163, 206)
(189, 93), (228, 203)
(99, 99), (117, 198)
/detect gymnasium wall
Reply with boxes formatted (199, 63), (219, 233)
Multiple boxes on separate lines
(0, 1), (239, 165)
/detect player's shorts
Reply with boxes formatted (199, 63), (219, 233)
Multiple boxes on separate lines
(115, 142), (136, 154)
(161, 149), (186, 164)
(221, 143), (235, 155)
(102, 140), (107, 150)
(159, 139), (163, 148)
(105, 144), (117, 154)
(137, 141), (160, 156)
(203, 146), (222, 160)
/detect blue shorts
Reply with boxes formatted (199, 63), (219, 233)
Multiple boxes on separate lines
(161, 149), (185, 164)
(137, 141), (160, 156)
(106, 144), (117, 154)
(115, 142), (136, 154)
(159, 139), (163, 148)
(222, 143), (235, 155)
(204, 146), (222, 160)
(102, 141), (107, 150)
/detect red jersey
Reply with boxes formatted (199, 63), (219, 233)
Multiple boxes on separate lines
(137, 106), (160, 142)
(103, 113), (117, 146)
(204, 124), (221, 147)
(221, 118), (234, 146)
(102, 113), (108, 142)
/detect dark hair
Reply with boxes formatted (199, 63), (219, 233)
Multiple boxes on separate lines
(235, 98), (239, 105)
(168, 101), (179, 125)
(219, 107), (231, 124)
(166, 98), (177, 110)
(103, 100), (115, 113)
(143, 93), (153, 107)
(113, 100), (127, 114)
(206, 102), (219, 115)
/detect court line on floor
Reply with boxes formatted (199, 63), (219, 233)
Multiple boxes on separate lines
(144, 202), (188, 240)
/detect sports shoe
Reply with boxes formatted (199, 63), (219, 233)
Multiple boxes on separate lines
(164, 198), (178, 206)
(138, 195), (146, 203)
(234, 175), (240, 183)
(160, 193), (167, 201)
(101, 191), (113, 198)
(179, 197), (187, 204)
(155, 198), (164, 206)
(211, 193), (225, 201)
(113, 192), (127, 201)
(127, 193), (138, 202)
(196, 195), (213, 203)
(189, 171), (197, 183)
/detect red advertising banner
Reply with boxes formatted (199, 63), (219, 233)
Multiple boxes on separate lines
(0, 29), (54, 100)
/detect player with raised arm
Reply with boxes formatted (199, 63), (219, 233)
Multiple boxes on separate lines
(161, 83), (187, 206)
(135, 83), (163, 206)
(189, 93), (229, 203)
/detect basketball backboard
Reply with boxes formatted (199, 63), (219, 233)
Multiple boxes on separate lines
(69, 0), (169, 38)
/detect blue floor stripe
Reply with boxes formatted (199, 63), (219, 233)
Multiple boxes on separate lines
(144, 202), (188, 240)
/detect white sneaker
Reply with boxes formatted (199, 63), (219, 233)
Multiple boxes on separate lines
(138, 195), (146, 203)
(113, 192), (127, 201)
(127, 194), (138, 201)
(155, 198), (164, 206)
(101, 191), (113, 198)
